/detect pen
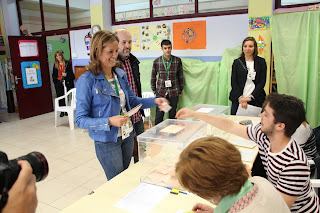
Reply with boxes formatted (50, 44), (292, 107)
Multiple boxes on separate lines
(165, 187), (188, 195)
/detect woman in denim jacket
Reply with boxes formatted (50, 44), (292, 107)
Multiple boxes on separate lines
(76, 31), (168, 180)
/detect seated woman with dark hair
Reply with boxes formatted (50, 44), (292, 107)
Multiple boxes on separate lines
(175, 137), (290, 213)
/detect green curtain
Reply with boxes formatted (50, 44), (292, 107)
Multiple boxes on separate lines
(139, 48), (242, 120)
(271, 11), (320, 127)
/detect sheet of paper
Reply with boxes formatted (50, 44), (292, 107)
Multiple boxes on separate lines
(125, 104), (142, 117)
(196, 107), (214, 113)
(237, 147), (257, 163)
(229, 138), (257, 148)
(160, 125), (185, 134)
(114, 183), (168, 213)
(236, 104), (262, 117)
(176, 209), (195, 213)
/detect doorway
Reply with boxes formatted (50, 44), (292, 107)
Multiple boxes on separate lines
(46, 34), (70, 98)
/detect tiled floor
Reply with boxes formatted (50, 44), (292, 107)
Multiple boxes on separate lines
(0, 110), (107, 212)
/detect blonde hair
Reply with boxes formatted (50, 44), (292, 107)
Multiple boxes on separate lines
(176, 137), (248, 200)
(54, 51), (66, 69)
(86, 30), (120, 75)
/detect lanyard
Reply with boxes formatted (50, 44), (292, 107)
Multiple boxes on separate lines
(162, 56), (172, 75)
(104, 75), (125, 115)
(104, 75), (119, 96)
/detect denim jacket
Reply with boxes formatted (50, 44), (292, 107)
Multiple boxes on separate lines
(75, 68), (156, 143)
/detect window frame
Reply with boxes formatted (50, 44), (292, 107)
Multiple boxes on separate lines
(275, 0), (320, 9)
(111, 0), (248, 25)
(16, 0), (91, 37)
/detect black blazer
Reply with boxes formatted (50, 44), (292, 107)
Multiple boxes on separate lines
(229, 56), (267, 106)
(118, 53), (145, 117)
(52, 60), (75, 89)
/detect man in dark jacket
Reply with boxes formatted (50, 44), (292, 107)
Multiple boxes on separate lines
(116, 29), (144, 163)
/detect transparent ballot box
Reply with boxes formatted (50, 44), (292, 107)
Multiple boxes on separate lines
(137, 119), (206, 190)
(190, 104), (230, 116)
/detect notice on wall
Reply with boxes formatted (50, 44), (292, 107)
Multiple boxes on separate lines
(18, 40), (39, 57)
(141, 23), (171, 51)
(20, 61), (42, 89)
(114, 26), (141, 51)
(173, 21), (206, 50)
(25, 67), (38, 85)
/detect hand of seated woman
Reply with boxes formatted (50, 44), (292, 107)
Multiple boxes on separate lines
(192, 203), (215, 213)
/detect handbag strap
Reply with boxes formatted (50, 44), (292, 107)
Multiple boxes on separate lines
(237, 58), (248, 71)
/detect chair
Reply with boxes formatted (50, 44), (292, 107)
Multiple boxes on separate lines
(142, 92), (154, 129)
(55, 88), (76, 130)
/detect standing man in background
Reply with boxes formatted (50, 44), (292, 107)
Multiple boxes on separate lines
(151, 40), (184, 125)
(116, 29), (144, 163)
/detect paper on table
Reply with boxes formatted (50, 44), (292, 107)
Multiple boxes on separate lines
(125, 104), (142, 117)
(229, 138), (256, 148)
(160, 125), (185, 134)
(114, 183), (169, 213)
(236, 104), (262, 117)
(176, 209), (195, 213)
(196, 108), (214, 113)
(237, 147), (257, 163)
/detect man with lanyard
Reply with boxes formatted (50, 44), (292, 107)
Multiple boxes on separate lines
(151, 39), (184, 125)
(116, 29), (143, 163)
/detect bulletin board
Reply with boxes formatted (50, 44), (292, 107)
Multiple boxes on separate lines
(20, 61), (42, 89)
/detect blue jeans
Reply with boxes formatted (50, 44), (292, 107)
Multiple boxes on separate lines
(94, 132), (134, 180)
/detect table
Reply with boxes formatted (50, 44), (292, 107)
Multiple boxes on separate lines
(61, 116), (260, 213)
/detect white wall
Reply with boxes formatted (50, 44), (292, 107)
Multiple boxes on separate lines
(112, 14), (248, 59)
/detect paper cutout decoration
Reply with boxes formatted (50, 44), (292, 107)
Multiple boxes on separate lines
(173, 21), (206, 50)
(257, 35), (266, 55)
(249, 16), (270, 30)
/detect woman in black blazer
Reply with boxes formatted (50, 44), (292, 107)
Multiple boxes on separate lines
(229, 37), (267, 115)
(52, 51), (75, 117)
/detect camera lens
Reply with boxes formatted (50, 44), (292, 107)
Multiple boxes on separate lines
(13, 152), (49, 181)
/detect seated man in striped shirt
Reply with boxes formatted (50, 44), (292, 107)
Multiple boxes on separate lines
(176, 93), (319, 212)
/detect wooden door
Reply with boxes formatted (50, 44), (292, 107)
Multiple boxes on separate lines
(8, 36), (53, 119)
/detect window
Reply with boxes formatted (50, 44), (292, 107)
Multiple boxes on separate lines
(19, 0), (42, 33)
(153, 0), (195, 18)
(115, 0), (150, 22)
(198, 0), (247, 13)
(17, 0), (91, 34)
(112, 0), (248, 25)
(276, 0), (320, 8)
(43, 1), (68, 31)
(69, 0), (91, 28)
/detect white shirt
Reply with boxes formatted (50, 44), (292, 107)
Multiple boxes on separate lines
(242, 61), (255, 97)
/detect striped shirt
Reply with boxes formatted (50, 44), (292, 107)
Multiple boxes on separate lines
(151, 55), (184, 97)
(248, 124), (319, 213)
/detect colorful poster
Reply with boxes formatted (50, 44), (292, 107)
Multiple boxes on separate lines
(173, 21), (206, 50)
(114, 26), (140, 51)
(141, 23), (171, 51)
(20, 61), (42, 89)
(249, 16), (270, 30)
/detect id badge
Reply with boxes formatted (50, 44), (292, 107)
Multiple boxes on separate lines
(121, 120), (133, 140)
(165, 80), (172, 88)
(247, 71), (256, 80)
